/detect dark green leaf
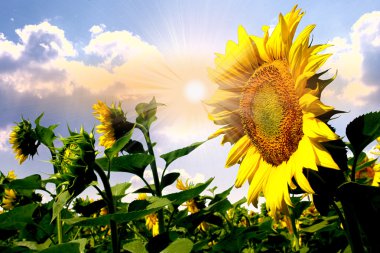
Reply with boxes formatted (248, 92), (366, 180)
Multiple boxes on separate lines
(346, 111), (380, 156)
(123, 240), (148, 253)
(96, 153), (154, 177)
(105, 127), (134, 160)
(35, 113), (57, 148)
(160, 141), (205, 169)
(161, 172), (180, 190)
(0, 203), (38, 230)
(136, 97), (164, 130)
(123, 140), (145, 154)
(40, 239), (87, 253)
(63, 198), (168, 226)
(164, 178), (213, 206)
(208, 186), (233, 205)
(9, 174), (43, 190)
(128, 200), (149, 212)
(133, 185), (155, 194)
(301, 216), (339, 233)
(161, 238), (193, 253)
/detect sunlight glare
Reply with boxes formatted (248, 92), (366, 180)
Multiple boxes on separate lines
(184, 80), (206, 103)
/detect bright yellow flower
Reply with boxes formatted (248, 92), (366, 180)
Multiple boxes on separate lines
(6, 170), (17, 180)
(9, 119), (39, 164)
(93, 100), (134, 149)
(176, 178), (191, 191)
(137, 193), (148, 200)
(145, 213), (159, 237)
(2, 189), (17, 210)
(208, 5), (340, 216)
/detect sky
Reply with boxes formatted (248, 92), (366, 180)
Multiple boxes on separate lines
(0, 0), (379, 203)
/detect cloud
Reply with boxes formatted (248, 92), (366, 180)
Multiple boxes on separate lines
(325, 11), (380, 108)
(89, 24), (106, 36)
(0, 126), (12, 152)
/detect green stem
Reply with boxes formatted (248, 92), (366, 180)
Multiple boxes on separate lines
(136, 123), (165, 234)
(288, 206), (300, 252)
(49, 148), (63, 245)
(93, 163), (119, 253)
(350, 154), (359, 182)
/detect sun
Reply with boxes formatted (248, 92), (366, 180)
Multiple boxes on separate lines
(184, 79), (206, 103)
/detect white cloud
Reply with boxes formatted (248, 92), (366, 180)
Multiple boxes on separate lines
(84, 30), (161, 70)
(325, 11), (380, 107)
(0, 126), (12, 152)
(89, 24), (106, 36)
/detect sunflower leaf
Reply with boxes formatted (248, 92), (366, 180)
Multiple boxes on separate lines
(34, 113), (57, 148)
(135, 97), (164, 130)
(96, 153), (154, 177)
(164, 178), (213, 205)
(161, 238), (193, 253)
(160, 141), (205, 169)
(161, 172), (181, 190)
(346, 111), (380, 156)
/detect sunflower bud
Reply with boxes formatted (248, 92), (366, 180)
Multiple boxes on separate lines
(9, 119), (40, 164)
(56, 128), (97, 195)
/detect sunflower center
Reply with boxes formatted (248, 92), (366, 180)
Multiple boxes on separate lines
(239, 60), (303, 166)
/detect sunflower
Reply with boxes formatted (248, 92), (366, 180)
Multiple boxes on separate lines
(93, 100), (134, 149)
(2, 188), (17, 210)
(145, 213), (159, 237)
(208, 5), (340, 216)
(9, 119), (39, 164)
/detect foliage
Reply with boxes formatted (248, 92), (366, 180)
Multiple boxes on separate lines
(0, 99), (379, 253)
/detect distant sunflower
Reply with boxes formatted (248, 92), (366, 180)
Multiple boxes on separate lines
(145, 213), (159, 237)
(93, 101), (134, 148)
(208, 5), (340, 216)
(9, 119), (39, 164)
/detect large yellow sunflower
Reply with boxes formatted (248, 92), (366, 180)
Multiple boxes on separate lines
(93, 101), (134, 148)
(208, 6), (340, 216)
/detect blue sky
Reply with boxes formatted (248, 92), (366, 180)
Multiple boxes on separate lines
(0, 0), (379, 202)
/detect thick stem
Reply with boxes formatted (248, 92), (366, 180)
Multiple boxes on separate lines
(137, 124), (165, 234)
(288, 206), (300, 252)
(350, 154), (359, 182)
(49, 148), (63, 244)
(93, 163), (119, 253)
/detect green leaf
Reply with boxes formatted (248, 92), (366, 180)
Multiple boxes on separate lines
(35, 113), (57, 148)
(160, 141), (205, 169)
(136, 97), (164, 130)
(161, 238), (193, 253)
(104, 127), (135, 160)
(63, 201), (168, 226)
(133, 185), (155, 194)
(161, 172), (180, 190)
(123, 240), (148, 253)
(208, 186), (233, 205)
(111, 182), (132, 199)
(40, 239), (87, 253)
(301, 216), (339, 233)
(164, 178), (213, 205)
(9, 174), (43, 190)
(96, 153), (154, 177)
(346, 111), (380, 156)
(52, 190), (71, 222)
(0, 203), (38, 230)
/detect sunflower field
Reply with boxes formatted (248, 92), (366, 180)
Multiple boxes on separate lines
(1, 5), (380, 253)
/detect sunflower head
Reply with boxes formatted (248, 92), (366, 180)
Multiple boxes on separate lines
(176, 178), (192, 191)
(208, 5), (341, 216)
(93, 100), (134, 149)
(9, 119), (40, 164)
(2, 188), (17, 210)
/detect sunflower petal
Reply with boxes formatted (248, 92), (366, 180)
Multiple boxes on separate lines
(225, 135), (252, 167)
(312, 141), (340, 170)
(303, 115), (339, 141)
(235, 147), (260, 187)
(299, 93), (334, 116)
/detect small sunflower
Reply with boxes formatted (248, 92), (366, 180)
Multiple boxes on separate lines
(9, 119), (40, 164)
(2, 188), (17, 210)
(93, 100), (134, 149)
(208, 5), (340, 216)
(145, 213), (159, 237)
